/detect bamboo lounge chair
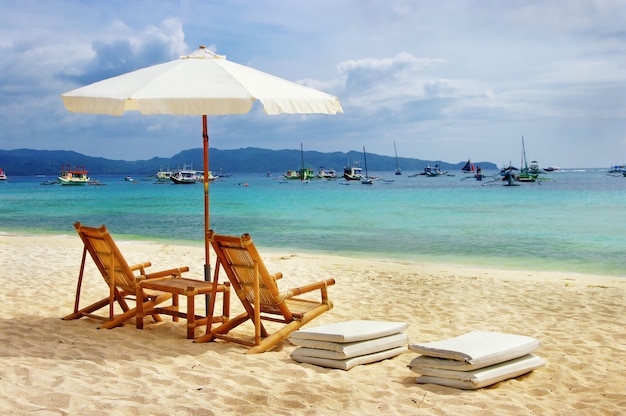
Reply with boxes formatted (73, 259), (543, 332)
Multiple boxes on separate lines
(64, 222), (230, 338)
(195, 231), (335, 353)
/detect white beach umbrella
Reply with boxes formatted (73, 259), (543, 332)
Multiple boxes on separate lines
(61, 45), (343, 280)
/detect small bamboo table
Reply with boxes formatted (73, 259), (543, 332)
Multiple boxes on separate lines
(138, 278), (230, 339)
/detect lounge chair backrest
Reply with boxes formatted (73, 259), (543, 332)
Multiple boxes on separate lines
(74, 222), (139, 293)
(209, 232), (291, 319)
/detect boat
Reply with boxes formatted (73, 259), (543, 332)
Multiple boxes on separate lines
(283, 167), (314, 181)
(461, 159), (475, 174)
(543, 166), (561, 172)
(394, 141), (402, 175)
(361, 147), (373, 185)
(474, 165), (485, 181)
(124, 176), (134, 182)
(155, 167), (172, 182)
(170, 169), (197, 184)
(0, 168), (6, 181)
(194, 171), (218, 182)
(420, 164), (447, 177)
(501, 168), (520, 186)
(283, 170), (300, 180)
(284, 143), (315, 181)
(58, 164), (90, 185)
(343, 166), (364, 181)
(517, 137), (539, 182)
(316, 167), (337, 179)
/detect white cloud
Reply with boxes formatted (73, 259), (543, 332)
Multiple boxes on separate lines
(0, 0), (624, 167)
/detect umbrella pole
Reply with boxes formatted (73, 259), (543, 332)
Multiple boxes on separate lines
(203, 115), (211, 312)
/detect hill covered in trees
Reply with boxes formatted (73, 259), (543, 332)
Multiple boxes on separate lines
(0, 147), (497, 176)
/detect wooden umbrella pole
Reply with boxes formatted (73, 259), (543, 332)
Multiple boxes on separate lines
(203, 115), (211, 283)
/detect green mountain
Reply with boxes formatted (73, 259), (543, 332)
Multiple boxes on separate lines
(0, 148), (497, 176)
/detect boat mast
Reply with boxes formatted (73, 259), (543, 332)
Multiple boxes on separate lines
(394, 141), (402, 175)
(300, 142), (305, 181)
(363, 146), (369, 178)
(521, 136), (528, 170)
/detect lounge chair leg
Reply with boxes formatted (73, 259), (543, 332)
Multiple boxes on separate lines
(195, 312), (249, 343)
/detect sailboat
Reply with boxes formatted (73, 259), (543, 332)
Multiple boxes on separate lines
(361, 147), (373, 185)
(394, 141), (402, 175)
(461, 159), (475, 173)
(517, 137), (538, 182)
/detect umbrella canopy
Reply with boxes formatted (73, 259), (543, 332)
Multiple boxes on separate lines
(62, 46), (342, 116)
(61, 45), (343, 281)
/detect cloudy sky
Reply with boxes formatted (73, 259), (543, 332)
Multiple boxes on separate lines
(1, 0), (625, 168)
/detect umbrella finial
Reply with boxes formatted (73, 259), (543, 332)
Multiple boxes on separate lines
(183, 46), (226, 60)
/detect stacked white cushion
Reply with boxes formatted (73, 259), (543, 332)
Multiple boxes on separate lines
(408, 331), (544, 389)
(289, 320), (408, 370)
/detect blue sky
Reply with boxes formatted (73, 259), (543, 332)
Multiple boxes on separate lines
(1, 0), (625, 168)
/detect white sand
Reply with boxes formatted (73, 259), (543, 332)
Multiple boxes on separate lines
(1, 232), (625, 415)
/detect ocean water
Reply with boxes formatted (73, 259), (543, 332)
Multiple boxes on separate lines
(1, 169), (624, 277)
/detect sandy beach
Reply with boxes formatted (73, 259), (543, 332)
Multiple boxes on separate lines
(1, 232), (625, 415)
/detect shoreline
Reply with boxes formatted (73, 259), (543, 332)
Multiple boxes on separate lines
(1, 232), (625, 414)
(2, 228), (624, 280)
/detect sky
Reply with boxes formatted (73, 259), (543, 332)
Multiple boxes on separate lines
(1, 0), (625, 168)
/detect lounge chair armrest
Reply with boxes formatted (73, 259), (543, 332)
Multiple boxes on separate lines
(144, 266), (190, 279)
(286, 278), (335, 297)
(130, 262), (152, 274)
(271, 272), (283, 280)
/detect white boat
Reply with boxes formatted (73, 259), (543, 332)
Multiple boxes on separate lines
(155, 167), (172, 182)
(343, 166), (364, 181)
(0, 167), (6, 181)
(194, 171), (218, 182)
(170, 170), (197, 184)
(58, 164), (90, 185)
(317, 167), (337, 179)
(420, 164), (446, 177)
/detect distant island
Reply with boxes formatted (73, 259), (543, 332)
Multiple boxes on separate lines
(0, 148), (498, 176)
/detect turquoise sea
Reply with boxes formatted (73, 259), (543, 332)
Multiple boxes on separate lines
(1, 169), (624, 277)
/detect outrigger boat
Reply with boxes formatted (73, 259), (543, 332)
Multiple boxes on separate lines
(343, 166), (364, 181)
(58, 164), (90, 185)
(316, 167), (337, 179)
(170, 169), (197, 184)
(155, 167), (172, 182)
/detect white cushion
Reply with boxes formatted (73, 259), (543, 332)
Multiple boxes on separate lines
(288, 320), (408, 343)
(291, 345), (407, 370)
(290, 332), (408, 359)
(408, 331), (539, 370)
(415, 354), (545, 390)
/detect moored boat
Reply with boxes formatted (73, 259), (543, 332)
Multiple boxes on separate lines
(58, 164), (90, 185)
(517, 137), (539, 182)
(170, 169), (197, 184)
(461, 159), (475, 174)
(420, 164), (447, 177)
(0, 168), (6, 181)
(155, 167), (172, 182)
(316, 167), (337, 179)
(343, 166), (364, 181)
